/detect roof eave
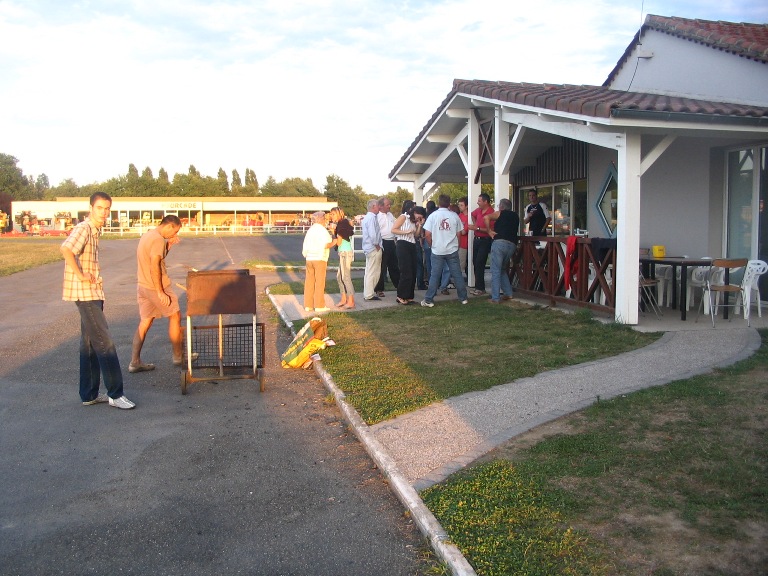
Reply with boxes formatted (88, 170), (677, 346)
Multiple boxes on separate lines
(610, 108), (768, 128)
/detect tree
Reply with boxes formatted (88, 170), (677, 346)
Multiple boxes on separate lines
(216, 168), (229, 196)
(324, 174), (370, 216)
(260, 176), (319, 197)
(242, 168), (259, 196)
(158, 168), (169, 184)
(0, 154), (33, 211)
(387, 187), (413, 216)
(49, 178), (81, 197)
(436, 182), (495, 205)
(188, 165), (200, 178)
(35, 174), (50, 199)
(231, 169), (242, 194)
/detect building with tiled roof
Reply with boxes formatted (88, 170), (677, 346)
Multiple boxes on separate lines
(389, 14), (768, 325)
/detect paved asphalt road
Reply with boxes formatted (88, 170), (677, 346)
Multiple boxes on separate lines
(0, 235), (431, 575)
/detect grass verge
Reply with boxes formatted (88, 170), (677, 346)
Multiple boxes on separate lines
(317, 300), (658, 424)
(0, 238), (64, 276)
(421, 330), (768, 575)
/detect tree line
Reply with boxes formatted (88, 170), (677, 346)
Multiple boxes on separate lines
(0, 153), (424, 219)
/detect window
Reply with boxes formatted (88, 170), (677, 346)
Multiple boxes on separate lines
(596, 165), (618, 237)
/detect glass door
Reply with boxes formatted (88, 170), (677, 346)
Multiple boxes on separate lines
(726, 149), (754, 259)
(553, 184), (572, 235)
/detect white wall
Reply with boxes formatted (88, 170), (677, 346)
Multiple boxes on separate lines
(639, 137), (716, 257)
(608, 30), (768, 107)
(587, 138), (725, 258)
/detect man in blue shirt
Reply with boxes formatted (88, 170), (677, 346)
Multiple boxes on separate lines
(361, 199), (382, 301)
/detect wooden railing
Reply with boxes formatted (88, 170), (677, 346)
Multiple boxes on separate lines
(510, 237), (616, 314)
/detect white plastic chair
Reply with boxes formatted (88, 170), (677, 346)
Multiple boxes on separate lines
(687, 265), (717, 313)
(737, 260), (767, 319)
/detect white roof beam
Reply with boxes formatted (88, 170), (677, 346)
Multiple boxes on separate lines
(445, 108), (471, 119)
(410, 155), (439, 164)
(501, 108), (622, 149)
(640, 135), (677, 176)
(426, 134), (456, 144)
(415, 124), (470, 189)
(501, 125), (527, 176)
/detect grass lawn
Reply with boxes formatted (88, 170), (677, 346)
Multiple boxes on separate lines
(0, 238), (64, 276)
(271, 279), (766, 575)
(422, 331), (768, 575)
(318, 301), (657, 424)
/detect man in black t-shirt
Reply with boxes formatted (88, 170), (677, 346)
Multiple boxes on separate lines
(523, 190), (550, 236)
(485, 198), (520, 303)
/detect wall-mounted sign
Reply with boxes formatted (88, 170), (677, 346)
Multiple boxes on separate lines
(163, 202), (200, 210)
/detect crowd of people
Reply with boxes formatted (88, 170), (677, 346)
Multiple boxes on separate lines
(301, 193), (523, 311)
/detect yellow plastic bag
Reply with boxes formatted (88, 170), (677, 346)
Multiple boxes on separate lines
(281, 318), (329, 369)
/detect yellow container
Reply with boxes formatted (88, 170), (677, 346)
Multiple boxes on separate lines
(652, 245), (666, 257)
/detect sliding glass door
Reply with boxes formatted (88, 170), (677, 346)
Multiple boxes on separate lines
(726, 146), (766, 301)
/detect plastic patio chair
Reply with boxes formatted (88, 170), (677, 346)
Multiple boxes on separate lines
(697, 258), (749, 327)
(736, 260), (768, 319)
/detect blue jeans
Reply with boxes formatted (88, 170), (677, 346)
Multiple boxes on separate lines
(439, 262), (451, 290)
(75, 300), (124, 401)
(490, 239), (517, 301)
(424, 251), (468, 303)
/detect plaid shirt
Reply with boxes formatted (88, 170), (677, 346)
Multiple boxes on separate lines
(61, 219), (105, 302)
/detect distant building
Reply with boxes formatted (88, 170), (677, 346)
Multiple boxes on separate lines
(10, 196), (337, 231)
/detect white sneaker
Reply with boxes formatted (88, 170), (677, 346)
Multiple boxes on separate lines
(420, 300), (434, 308)
(82, 393), (109, 406)
(461, 300), (468, 305)
(108, 396), (136, 410)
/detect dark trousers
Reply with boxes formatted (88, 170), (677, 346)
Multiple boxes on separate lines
(75, 300), (124, 402)
(376, 239), (400, 292)
(473, 236), (492, 291)
(415, 239), (427, 289)
(396, 240), (417, 300)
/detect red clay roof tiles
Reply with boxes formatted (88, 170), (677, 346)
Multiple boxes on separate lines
(646, 15), (768, 63)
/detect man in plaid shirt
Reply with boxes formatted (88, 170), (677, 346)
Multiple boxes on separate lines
(60, 192), (135, 410)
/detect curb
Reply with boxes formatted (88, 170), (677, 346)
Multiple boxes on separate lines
(266, 287), (477, 576)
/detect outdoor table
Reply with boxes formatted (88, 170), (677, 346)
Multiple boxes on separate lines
(639, 256), (712, 320)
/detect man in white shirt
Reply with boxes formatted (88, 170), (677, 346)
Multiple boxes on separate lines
(420, 194), (468, 307)
(375, 197), (400, 297)
(361, 199), (382, 301)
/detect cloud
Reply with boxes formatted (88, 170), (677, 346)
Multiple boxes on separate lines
(0, 0), (762, 194)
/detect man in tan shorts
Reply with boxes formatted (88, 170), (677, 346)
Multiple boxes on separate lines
(129, 215), (183, 373)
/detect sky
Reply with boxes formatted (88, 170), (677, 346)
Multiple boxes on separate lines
(1, 0), (765, 196)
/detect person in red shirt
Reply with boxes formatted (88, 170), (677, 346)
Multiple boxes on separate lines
(469, 193), (494, 295)
(457, 197), (469, 281)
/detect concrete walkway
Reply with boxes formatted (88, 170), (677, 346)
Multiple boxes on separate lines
(269, 285), (764, 489)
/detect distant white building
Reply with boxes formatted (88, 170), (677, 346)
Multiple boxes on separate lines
(11, 196), (337, 231)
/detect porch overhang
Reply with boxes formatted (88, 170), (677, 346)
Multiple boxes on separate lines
(388, 80), (768, 324)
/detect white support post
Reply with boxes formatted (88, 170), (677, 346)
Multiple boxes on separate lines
(412, 184), (424, 206)
(467, 112), (481, 287)
(615, 133), (642, 324)
(494, 107), (511, 205)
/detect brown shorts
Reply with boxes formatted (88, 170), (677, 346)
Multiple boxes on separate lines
(137, 285), (180, 320)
